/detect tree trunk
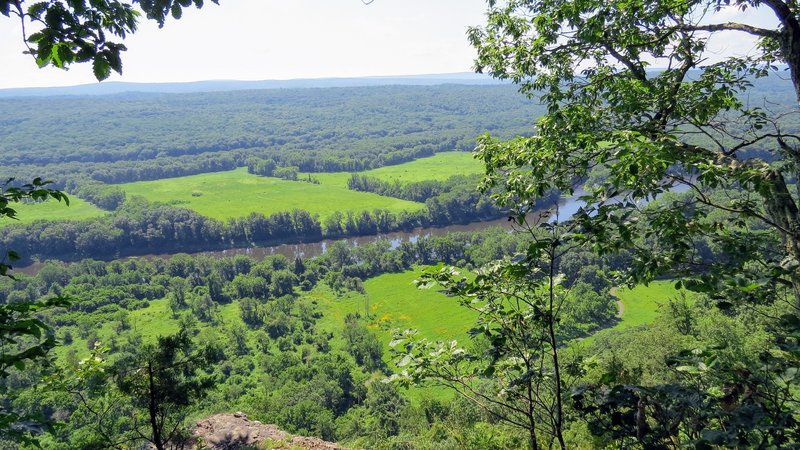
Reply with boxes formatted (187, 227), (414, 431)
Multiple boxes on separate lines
(764, 0), (800, 103)
(529, 430), (539, 450)
(547, 247), (566, 450)
(784, 12), (800, 104)
(148, 361), (165, 450)
(763, 169), (800, 307)
(526, 382), (539, 450)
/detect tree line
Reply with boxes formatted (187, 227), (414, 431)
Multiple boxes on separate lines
(347, 173), (478, 202)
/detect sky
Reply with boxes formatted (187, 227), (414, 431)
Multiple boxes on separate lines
(0, 0), (780, 89)
(0, 0), (487, 88)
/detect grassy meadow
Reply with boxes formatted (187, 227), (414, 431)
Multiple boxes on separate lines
(116, 152), (480, 221)
(118, 167), (425, 221)
(312, 267), (477, 401)
(314, 268), (477, 344)
(613, 281), (692, 329)
(582, 280), (695, 345)
(308, 151), (484, 186)
(0, 196), (106, 228)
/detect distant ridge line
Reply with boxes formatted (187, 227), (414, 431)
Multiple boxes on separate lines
(0, 73), (506, 98)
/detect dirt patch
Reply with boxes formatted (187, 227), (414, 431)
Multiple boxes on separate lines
(192, 412), (344, 450)
(609, 287), (624, 318)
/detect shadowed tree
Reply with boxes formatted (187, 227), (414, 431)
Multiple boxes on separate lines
(114, 329), (217, 450)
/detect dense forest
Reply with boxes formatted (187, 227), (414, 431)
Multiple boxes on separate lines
(0, 85), (540, 187)
(0, 227), (629, 449)
(0, 85), (565, 264)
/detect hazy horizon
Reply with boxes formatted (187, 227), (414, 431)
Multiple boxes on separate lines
(0, 0), (778, 90)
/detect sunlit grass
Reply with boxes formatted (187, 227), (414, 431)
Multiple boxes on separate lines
(308, 151), (483, 187)
(581, 280), (696, 345)
(312, 267), (477, 402)
(118, 167), (425, 221)
(0, 196), (106, 228)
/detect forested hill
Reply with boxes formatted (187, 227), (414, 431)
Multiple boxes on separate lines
(0, 73), (502, 98)
(3, 75), (795, 188)
(1, 84), (541, 186)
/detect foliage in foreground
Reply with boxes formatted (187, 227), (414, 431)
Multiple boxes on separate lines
(465, 0), (800, 447)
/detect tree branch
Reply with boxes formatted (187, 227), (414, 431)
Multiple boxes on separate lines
(681, 22), (782, 39)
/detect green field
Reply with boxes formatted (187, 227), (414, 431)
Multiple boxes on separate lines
(582, 280), (695, 345)
(118, 167), (425, 221)
(0, 196), (106, 228)
(314, 268), (476, 344)
(309, 152), (484, 186)
(117, 152), (480, 221)
(614, 280), (694, 329)
(312, 268), (478, 402)
(316, 271), (691, 358)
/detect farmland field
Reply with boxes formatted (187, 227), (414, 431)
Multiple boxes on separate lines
(118, 167), (426, 221)
(0, 196), (106, 228)
(364, 151), (483, 183)
(309, 151), (484, 187)
(116, 152), (480, 221)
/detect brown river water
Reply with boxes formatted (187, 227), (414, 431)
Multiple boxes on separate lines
(12, 218), (513, 276)
(13, 193), (589, 276)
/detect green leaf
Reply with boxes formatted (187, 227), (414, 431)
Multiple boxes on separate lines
(35, 44), (52, 68)
(26, 1), (48, 17)
(598, 371), (617, 384)
(92, 57), (111, 81)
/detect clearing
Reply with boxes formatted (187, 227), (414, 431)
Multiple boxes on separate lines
(0, 196), (106, 228)
(308, 151), (484, 186)
(118, 167), (425, 221)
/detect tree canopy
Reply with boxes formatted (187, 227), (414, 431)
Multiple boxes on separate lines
(466, 0), (800, 446)
(472, 0), (800, 304)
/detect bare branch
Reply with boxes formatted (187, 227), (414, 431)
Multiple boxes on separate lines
(681, 22), (782, 39)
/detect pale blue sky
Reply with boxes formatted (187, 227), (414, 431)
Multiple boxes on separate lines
(0, 0), (487, 88)
(0, 1), (779, 89)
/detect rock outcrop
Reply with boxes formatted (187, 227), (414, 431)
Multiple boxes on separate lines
(192, 412), (343, 450)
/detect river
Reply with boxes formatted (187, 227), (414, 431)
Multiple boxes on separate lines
(13, 193), (590, 276)
(12, 218), (513, 276)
